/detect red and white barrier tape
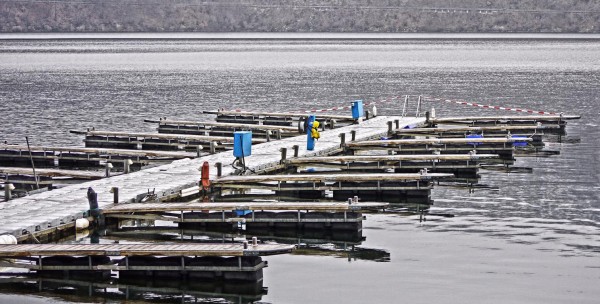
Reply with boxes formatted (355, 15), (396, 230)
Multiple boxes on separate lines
(423, 96), (559, 115)
(301, 96), (401, 113)
(224, 95), (559, 116)
(225, 96), (402, 114)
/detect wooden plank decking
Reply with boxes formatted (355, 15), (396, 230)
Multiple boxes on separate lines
(395, 125), (561, 133)
(0, 144), (197, 159)
(284, 154), (499, 164)
(346, 137), (532, 147)
(431, 115), (580, 123)
(0, 116), (425, 238)
(102, 201), (389, 214)
(0, 167), (108, 179)
(148, 119), (300, 132)
(204, 110), (354, 121)
(215, 173), (453, 183)
(0, 243), (294, 257)
(72, 130), (267, 144)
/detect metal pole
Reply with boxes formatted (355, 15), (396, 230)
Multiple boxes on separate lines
(401, 95), (409, 117)
(25, 136), (40, 189)
(416, 95), (422, 117)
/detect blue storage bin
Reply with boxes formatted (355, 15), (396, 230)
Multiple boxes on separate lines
(511, 135), (528, 147)
(235, 209), (252, 216)
(466, 134), (483, 146)
(352, 100), (364, 119)
(233, 131), (252, 157)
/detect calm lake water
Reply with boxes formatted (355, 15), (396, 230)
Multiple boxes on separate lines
(0, 33), (599, 304)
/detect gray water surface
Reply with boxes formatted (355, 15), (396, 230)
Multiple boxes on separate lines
(0, 34), (599, 303)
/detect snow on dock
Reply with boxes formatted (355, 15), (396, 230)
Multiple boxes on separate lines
(0, 116), (424, 239)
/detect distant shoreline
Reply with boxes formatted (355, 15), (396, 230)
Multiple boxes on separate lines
(2, 32), (600, 40)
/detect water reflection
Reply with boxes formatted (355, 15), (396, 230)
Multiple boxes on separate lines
(0, 275), (265, 304)
(103, 225), (390, 263)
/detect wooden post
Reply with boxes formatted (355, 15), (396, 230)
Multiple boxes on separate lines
(280, 147), (287, 164)
(329, 119), (336, 129)
(105, 163), (113, 178)
(111, 187), (119, 204)
(350, 130), (356, 141)
(123, 159), (132, 174)
(387, 121), (393, 136)
(292, 145), (299, 157)
(4, 183), (13, 202)
(394, 119), (400, 129)
(215, 162), (222, 177)
(209, 142), (216, 154)
(426, 111), (430, 125)
(339, 133), (346, 148)
(266, 130), (271, 142)
(365, 110), (370, 120)
(276, 129), (282, 140)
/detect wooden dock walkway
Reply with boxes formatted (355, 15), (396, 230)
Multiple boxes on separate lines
(284, 154), (500, 164)
(147, 119), (301, 132)
(203, 110), (355, 121)
(431, 115), (580, 124)
(0, 115), (424, 239)
(0, 243), (293, 278)
(346, 137), (532, 147)
(0, 167), (108, 180)
(0, 144), (197, 159)
(102, 201), (388, 214)
(0, 243), (294, 258)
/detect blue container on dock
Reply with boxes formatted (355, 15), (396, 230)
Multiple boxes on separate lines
(511, 135), (528, 147)
(306, 115), (316, 151)
(352, 100), (364, 119)
(466, 134), (483, 146)
(233, 131), (252, 158)
(235, 209), (252, 216)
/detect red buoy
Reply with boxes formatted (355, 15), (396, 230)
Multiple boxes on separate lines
(201, 161), (211, 190)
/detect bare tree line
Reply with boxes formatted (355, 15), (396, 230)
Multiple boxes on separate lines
(1, 0), (598, 32)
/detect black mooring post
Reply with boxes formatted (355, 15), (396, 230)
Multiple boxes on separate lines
(111, 187), (119, 204)
(292, 145), (299, 157)
(351, 130), (356, 141)
(215, 162), (223, 177)
(387, 121), (393, 135)
(280, 147), (287, 164)
(339, 133), (346, 148)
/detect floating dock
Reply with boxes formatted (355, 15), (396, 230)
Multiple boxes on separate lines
(146, 118), (302, 138)
(70, 130), (266, 151)
(0, 243), (293, 259)
(102, 201), (388, 233)
(0, 115), (424, 240)
(0, 243), (294, 282)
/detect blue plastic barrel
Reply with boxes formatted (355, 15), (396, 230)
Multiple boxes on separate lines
(235, 209), (252, 216)
(511, 135), (528, 147)
(466, 134), (483, 146)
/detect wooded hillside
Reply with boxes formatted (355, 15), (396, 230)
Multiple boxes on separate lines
(1, 0), (598, 33)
